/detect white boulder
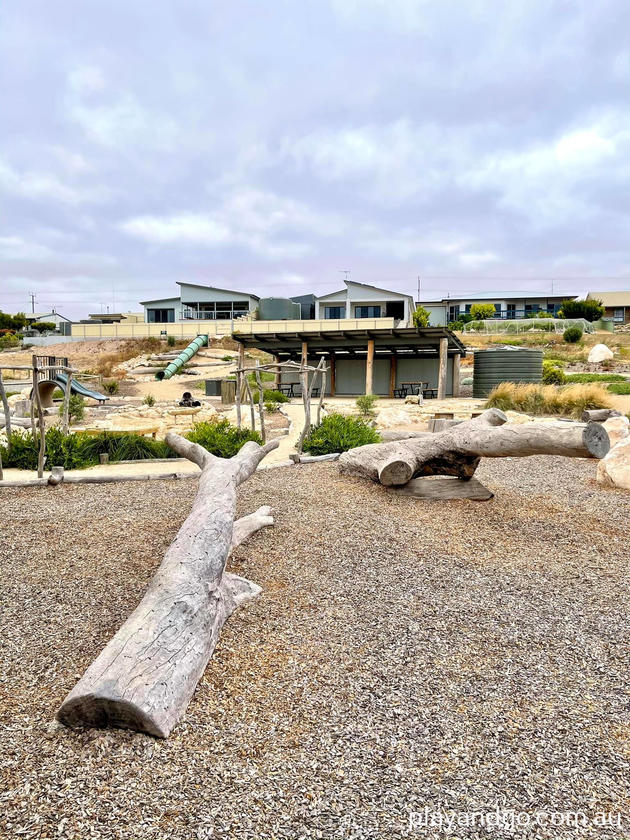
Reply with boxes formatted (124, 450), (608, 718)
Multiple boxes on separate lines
(588, 343), (614, 363)
(597, 437), (630, 490)
(602, 415), (630, 448)
(376, 407), (416, 429)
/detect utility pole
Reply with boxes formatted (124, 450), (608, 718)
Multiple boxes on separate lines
(340, 269), (351, 283)
(28, 291), (36, 314)
(417, 275), (421, 303)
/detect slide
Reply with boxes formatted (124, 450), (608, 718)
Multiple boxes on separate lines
(155, 334), (208, 380)
(54, 373), (109, 403)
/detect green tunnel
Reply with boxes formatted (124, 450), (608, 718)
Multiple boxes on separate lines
(155, 334), (209, 380)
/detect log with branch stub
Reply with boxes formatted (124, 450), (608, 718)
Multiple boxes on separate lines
(339, 408), (611, 486)
(57, 432), (279, 738)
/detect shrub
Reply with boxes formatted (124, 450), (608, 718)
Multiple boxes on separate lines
(143, 394), (156, 407)
(302, 413), (381, 455)
(0, 333), (20, 349)
(167, 334), (176, 347)
(542, 361), (566, 385)
(184, 419), (262, 458)
(484, 382), (612, 418)
(412, 306), (430, 328)
(564, 373), (625, 383)
(264, 400), (279, 413)
(0, 429), (40, 469)
(558, 298), (604, 322)
(355, 393), (379, 417)
(524, 310), (553, 319)
(103, 380), (120, 395)
(222, 354), (234, 362)
(608, 382), (630, 395)
(470, 303), (496, 320)
(251, 388), (289, 404)
(58, 394), (84, 423)
(448, 320), (464, 331)
(30, 321), (56, 333)
(563, 326), (583, 343)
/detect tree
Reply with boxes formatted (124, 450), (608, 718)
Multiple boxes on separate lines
(412, 305), (430, 328)
(558, 298), (604, 322)
(31, 321), (56, 333)
(470, 303), (496, 320)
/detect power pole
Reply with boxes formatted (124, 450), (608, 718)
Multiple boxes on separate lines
(417, 275), (421, 303)
(28, 291), (36, 314)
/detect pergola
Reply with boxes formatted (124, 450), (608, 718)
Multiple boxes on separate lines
(233, 326), (466, 398)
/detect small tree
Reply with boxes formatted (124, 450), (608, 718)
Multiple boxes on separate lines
(30, 321), (57, 333)
(355, 394), (379, 417)
(59, 394), (85, 424)
(563, 326), (583, 343)
(412, 306), (430, 328)
(558, 299), (604, 322)
(470, 303), (496, 320)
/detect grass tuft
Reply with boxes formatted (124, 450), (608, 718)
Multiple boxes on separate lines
(483, 382), (612, 418)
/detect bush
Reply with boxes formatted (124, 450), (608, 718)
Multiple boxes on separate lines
(251, 388), (289, 404)
(30, 321), (56, 333)
(542, 361), (566, 385)
(484, 382), (612, 418)
(143, 394), (156, 407)
(448, 320), (464, 331)
(355, 394), (379, 417)
(564, 373), (625, 383)
(558, 298), (604, 322)
(185, 419), (262, 458)
(264, 400), (279, 413)
(0, 333), (20, 349)
(470, 303), (496, 320)
(58, 394), (84, 423)
(167, 334), (176, 347)
(0, 429), (40, 469)
(412, 306), (430, 328)
(608, 382), (630, 395)
(222, 355), (234, 362)
(563, 326), (583, 343)
(524, 310), (553, 319)
(302, 413), (381, 455)
(103, 380), (120, 395)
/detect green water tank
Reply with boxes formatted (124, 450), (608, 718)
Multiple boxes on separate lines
(473, 347), (543, 398)
(259, 298), (302, 320)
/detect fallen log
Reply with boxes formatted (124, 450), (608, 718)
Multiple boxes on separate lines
(582, 408), (622, 422)
(57, 432), (279, 737)
(339, 409), (610, 486)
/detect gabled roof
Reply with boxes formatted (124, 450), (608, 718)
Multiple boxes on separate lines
(587, 290), (630, 306)
(176, 281), (259, 300)
(316, 279), (414, 302)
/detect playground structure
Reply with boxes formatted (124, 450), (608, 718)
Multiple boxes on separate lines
(28, 356), (108, 407)
(155, 335), (208, 380)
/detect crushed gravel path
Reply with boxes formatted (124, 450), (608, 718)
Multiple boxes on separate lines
(1, 456), (629, 839)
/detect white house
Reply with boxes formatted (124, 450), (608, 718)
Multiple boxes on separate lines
(419, 291), (575, 325)
(140, 282), (259, 323)
(314, 280), (414, 324)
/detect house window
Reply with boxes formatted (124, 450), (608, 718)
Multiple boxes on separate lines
(506, 304), (516, 319)
(147, 308), (174, 323)
(448, 305), (460, 321)
(324, 306), (345, 319)
(355, 306), (381, 318)
(613, 308), (625, 323)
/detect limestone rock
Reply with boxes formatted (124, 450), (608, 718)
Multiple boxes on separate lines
(602, 415), (630, 448)
(588, 343), (614, 363)
(376, 407), (416, 429)
(597, 437), (630, 490)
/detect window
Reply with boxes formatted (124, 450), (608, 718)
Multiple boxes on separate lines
(506, 304), (516, 319)
(355, 306), (381, 318)
(324, 306), (345, 319)
(147, 308), (174, 323)
(449, 305), (460, 321)
(613, 308), (625, 323)
(182, 301), (250, 320)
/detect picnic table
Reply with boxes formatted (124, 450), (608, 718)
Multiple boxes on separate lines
(395, 382), (438, 399)
(278, 384), (296, 397)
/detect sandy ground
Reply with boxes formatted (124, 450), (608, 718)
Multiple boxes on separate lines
(1, 459), (629, 839)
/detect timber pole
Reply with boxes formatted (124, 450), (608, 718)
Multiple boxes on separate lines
(437, 337), (448, 400)
(365, 339), (375, 395)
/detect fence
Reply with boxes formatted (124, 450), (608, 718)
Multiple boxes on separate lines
(462, 318), (594, 335)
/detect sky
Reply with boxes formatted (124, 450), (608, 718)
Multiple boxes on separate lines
(1, 0), (630, 319)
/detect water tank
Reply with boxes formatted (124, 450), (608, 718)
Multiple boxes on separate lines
(258, 298), (302, 320)
(473, 347), (543, 398)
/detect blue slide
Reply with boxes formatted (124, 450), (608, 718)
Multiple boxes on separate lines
(54, 372), (109, 403)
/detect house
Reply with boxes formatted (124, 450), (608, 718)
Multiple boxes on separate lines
(586, 291), (630, 325)
(25, 310), (73, 334)
(140, 282), (259, 323)
(419, 291), (575, 326)
(233, 323), (465, 397)
(314, 280), (414, 324)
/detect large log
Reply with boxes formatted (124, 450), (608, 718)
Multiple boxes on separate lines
(339, 409), (610, 486)
(57, 432), (279, 737)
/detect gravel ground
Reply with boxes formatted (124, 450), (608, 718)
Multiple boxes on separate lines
(1, 457), (630, 839)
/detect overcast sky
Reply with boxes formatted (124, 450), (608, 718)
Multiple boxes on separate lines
(2, 0), (630, 318)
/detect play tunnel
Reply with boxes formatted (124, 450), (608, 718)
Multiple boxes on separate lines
(155, 334), (209, 380)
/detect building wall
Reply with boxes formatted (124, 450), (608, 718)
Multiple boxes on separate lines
(315, 283), (412, 323)
(142, 298), (181, 322)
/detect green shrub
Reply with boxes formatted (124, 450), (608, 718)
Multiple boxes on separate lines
(222, 354), (234, 362)
(264, 400), (279, 413)
(251, 388), (289, 404)
(470, 303), (496, 320)
(58, 394), (84, 423)
(302, 413), (381, 455)
(608, 382), (630, 395)
(558, 298), (604, 322)
(0, 333), (20, 349)
(542, 361), (566, 385)
(355, 393), (379, 417)
(563, 326), (583, 343)
(412, 306), (430, 328)
(143, 394), (156, 407)
(103, 380), (120, 395)
(0, 429), (39, 469)
(448, 320), (464, 331)
(167, 334), (176, 347)
(184, 419), (262, 458)
(564, 373), (625, 383)
(30, 321), (56, 333)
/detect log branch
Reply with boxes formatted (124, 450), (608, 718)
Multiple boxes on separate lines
(339, 409), (610, 486)
(57, 433), (279, 737)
